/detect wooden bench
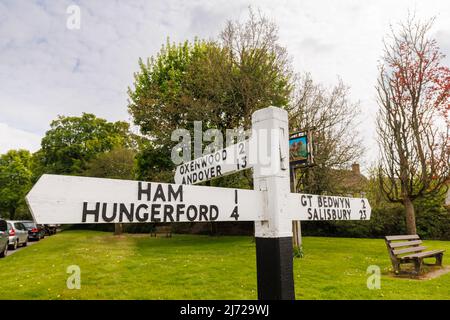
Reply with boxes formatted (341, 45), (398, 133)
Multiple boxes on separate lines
(385, 235), (445, 275)
(150, 225), (172, 238)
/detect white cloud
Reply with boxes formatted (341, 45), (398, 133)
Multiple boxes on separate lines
(0, 122), (41, 154)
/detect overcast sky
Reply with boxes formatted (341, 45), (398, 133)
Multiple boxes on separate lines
(1, 0), (449, 170)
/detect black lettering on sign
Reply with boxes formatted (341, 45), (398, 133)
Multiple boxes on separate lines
(199, 205), (208, 221)
(153, 184), (166, 201)
(102, 203), (117, 222)
(300, 195), (308, 206)
(307, 208), (352, 221)
(307, 207), (312, 220)
(119, 203), (134, 222)
(82, 202), (100, 222)
(176, 204), (185, 221)
(151, 204), (161, 222)
(230, 207), (239, 220)
(136, 204), (148, 222)
(359, 210), (367, 220)
(344, 198), (351, 208)
(82, 202), (222, 223)
(138, 182), (151, 201)
(300, 194), (313, 207)
(164, 205), (175, 222)
(138, 182), (183, 202)
(169, 184), (183, 202)
(237, 156), (247, 170)
(238, 142), (245, 154)
(230, 190), (239, 220)
(187, 205), (198, 221)
(210, 205), (219, 221)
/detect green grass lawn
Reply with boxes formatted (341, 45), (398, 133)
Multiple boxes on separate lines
(0, 230), (449, 299)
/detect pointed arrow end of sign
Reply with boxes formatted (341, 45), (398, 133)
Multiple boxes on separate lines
(26, 174), (56, 224)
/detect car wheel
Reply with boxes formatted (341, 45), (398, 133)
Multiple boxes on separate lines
(10, 240), (18, 250)
(23, 240), (28, 247)
(0, 245), (7, 257)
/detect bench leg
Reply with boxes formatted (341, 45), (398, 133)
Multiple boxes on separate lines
(423, 253), (444, 267)
(413, 259), (422, 275)
(436, 253), (443, 266)
(393, 262), (400, 274)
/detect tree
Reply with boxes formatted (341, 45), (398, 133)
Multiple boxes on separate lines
(289, 73), (364, 194)
(84, 147), (136, 180)
(128, 9), (293, 182)
(84, 147), (136, 235)
(376, 16), (450, 234)
(39, 113), (135, 176)
(287, 73), (364, 249)
(0, 150), (33, 220)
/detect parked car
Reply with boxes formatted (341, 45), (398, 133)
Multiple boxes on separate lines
(21, 221), (45, 241)
(43, 224), (58, 236)
(0, 219), (8, 258)
(6, 221), (28, 250)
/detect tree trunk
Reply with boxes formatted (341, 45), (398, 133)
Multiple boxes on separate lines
(9, 207), (16, 220)
(210, 222), (218, 236)
(404, 197), (417, 235)
(114, 223), (123, 235)
(292, 221), (302, 247)
(290, 168), (302, 248)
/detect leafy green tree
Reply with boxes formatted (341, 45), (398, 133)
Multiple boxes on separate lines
(0, 150), (33, 220)
(84, 147), (136, 235)
(84, 147), (136, 180)
(39, 113), (134, 175)
(128, 10), (293, 182)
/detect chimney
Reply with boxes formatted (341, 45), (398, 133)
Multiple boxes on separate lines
(351, 163), (360, 175)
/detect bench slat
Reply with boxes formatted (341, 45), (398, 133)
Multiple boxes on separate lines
(393, 246), (426, 255)
(386, 235), (419, 241)
(389, 240), (422, 248)
(155, 227), (171, 231)
(402, 249), (445, 259)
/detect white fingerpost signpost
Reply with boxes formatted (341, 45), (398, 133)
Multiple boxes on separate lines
(174, 139), (251, 185)
(26, 106), (371, 300)
(251, 107), (295, 299)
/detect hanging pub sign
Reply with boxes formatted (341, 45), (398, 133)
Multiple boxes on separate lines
(289, 130), (313, 168)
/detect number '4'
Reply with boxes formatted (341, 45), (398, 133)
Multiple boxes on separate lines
(230, 206), (239, 221)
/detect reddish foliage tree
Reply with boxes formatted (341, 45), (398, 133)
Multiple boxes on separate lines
(376, 16), (450, 234)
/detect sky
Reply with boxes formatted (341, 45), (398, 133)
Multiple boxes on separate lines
(1, 0), (449, 171)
